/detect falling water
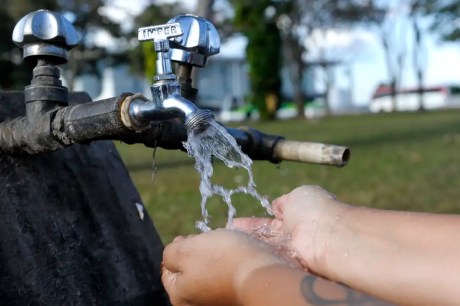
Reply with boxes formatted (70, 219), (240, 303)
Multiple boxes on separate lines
(183, 120), (272, 232)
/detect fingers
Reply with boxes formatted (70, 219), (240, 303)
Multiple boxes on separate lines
(294, 185), (337, 201)
(161, 268), (189, 306)
(163, 235), (193, 273)
(272, 193), (290, 220)
(233, 218), (284, 245)
(272, 186), (337, 219)
(162, 243), (182, 274)
(172, 235), (186, 243)
(161, 267), (178, 296)
(233, 217), (274, 232)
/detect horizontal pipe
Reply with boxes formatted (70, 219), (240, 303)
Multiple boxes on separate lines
(273, 140), (350, 167)
(50, 93), (139, 146)
(0, 91), (350, 168)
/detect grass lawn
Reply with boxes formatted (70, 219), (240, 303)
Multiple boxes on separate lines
(116, 109), (460, 243)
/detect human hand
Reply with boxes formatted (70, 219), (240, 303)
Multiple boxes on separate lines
(234, 185), (349, 273)
(161, 229), (289, 306)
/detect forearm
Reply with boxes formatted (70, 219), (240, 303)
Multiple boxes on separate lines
(320, 206), (460, 305)
(239, 265), (391, 306)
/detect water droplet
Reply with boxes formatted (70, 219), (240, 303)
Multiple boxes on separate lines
(195, 220), (211, 232)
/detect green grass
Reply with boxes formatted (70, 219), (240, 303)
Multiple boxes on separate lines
(116, 110), (460, 243)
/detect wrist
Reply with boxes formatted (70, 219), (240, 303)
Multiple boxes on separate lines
(237, 264), (306, 306)
(233, 249), (290, 305)
(314, 204), (364, 282)
(291, 200), (355, 277)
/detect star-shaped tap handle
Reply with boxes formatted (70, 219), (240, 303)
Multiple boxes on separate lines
(12, 9), (78, 65)
(167, 15), (220, 68)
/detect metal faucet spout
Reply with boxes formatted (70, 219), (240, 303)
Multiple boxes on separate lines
(163, 94), (199, 118)
(127, 92), (212, 133)
(163, 95), (213, 132)
(126, 21), (214, 134)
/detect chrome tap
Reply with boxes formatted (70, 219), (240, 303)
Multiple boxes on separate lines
(166, 15), (220, 102)
(124, 21), (213, 134)
(0, 10), (350, 167)
(167, 15), (220, 68)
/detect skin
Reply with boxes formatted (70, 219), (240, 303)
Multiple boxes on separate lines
(236, 185), (460, 305)
(162, 184), (460, 305)
(161, 229), (390, 306)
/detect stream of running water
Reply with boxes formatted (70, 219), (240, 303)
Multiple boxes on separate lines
(183, 120), (272, 232)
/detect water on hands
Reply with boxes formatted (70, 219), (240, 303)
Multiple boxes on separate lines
(183, 120), (272, 232)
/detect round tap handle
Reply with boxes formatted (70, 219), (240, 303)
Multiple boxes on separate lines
(167, 15), (220, 67)
(12, 9), (78, 64)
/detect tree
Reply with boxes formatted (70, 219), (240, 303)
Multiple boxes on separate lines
(0, 0), (127, 91)
(430, 1), (460, 41)
(230, 0), (282, 120)
(273, 0), (387, 117)
(276, 1), (306, 118)
(379, 8), (409, 112)
(333, 1), (411, 112)
(58, 0), (124, 90)
(298, 1), (347, 117)
(408, 0), (433, 111)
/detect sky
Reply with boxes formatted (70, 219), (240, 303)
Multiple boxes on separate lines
(106, 0), (460, 106)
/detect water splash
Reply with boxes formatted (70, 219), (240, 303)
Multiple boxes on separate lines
(183, 120), (272, 231)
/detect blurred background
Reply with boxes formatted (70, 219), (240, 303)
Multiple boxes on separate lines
(1, 0), (460, 242)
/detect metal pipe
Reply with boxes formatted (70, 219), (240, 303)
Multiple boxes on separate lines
(125, 88), (212, 134)
(53, 94), (130, 144)
(0, 92), (350, 167)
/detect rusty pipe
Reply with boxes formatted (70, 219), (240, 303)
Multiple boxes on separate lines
(0, 91), (350, 168)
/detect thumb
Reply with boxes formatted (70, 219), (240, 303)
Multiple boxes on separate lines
(162, 237), (187, 274)
(233, 217), (274, 232)
(271, 193), (290, 220)
(161, 267), (180, 303)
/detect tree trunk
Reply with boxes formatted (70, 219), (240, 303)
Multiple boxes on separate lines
(285, 35), (304, 118)
(0, 91), (168, 305)
(195, 0), (214, 19)
(323, 65), (332, 116)
(390, 79), (397, 112)
(192, 0), (214, 91)
(380, 29), (398, 112)
(412, 15), (425, 111)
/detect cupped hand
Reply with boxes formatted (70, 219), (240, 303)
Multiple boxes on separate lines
(233, 185), (348, 273)
(161, 229), (289, 306)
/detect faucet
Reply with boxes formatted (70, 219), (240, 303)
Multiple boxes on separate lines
(0, 10), (350, 167)
(123, 20), (214, 134)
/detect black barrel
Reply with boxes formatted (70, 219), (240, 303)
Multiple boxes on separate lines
(0, 91), (169, 305)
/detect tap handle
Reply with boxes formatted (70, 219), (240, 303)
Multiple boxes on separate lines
(12, 9), (78, 64)
(138, 22), (184, 78)
(138, 22), (183, 44)
(167, 15), (220, 67)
